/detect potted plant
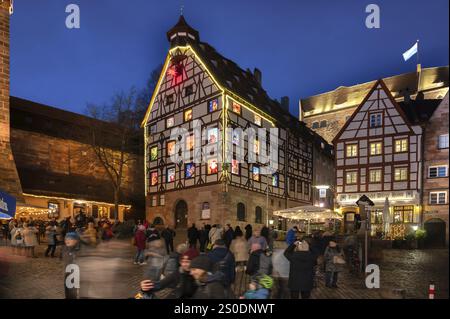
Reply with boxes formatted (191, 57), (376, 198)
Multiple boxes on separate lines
(405, 232), (417, 249)
(415, 229), (427, 249)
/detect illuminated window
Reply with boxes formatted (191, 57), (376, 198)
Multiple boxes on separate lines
(369, 169), (382, 183)
(429, 166), (448, 178)
(150, 171), (158, 186)
(369, 113), (382, 128)
(208, 98), (219, 113)
(232, 130), (240, 146)
(430, 192), (447, 205)
(393, 205), (416, 223)
(184, 85), (194, 97)
(272, 173), (279, 187)
(185, 163), (195, 179)
(438, 134), (449, 149)
(166, 167), (176, 183)
(166, 117), (175, 128)
(394, 167), (408, 181)
(346, 144), (358, 157)
(231, 159), (239, 175)
(167, 140), (176, 156)
(150, 146), (158, 161)
(232, 102), (241, 114)
(370, 142), (382, 155)
(252, 166), (260, 181)
(253, 139), (260, 155)
(395, 139), (408, 153)
(207, 159), (218, 175)
(254, 114), (262, 126)
(371, 209), (383, 224)
(207, 127), (218, 144)
(346, 171), (358, 184)
(184, 108), (193, 122)
(186, 134), (194, 150)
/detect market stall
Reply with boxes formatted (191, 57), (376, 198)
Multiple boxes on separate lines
(273, 206), (343, 234)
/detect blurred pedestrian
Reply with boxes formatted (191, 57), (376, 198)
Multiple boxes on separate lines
(190, 255), (226, 299)
(324, 240), (345, 288)
(45, 225), (57, 257)
(187, 223), (199, 249)
(223, 224), (234, 249)
(284, 240), (315, 299)
(247, 229), (267, 251)
(161, 226), (176, 254)
(22, 223), (38, 258)
(134, 225), (147, 265)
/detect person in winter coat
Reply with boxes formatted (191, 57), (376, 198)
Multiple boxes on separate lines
(198, 225), (209, 252)
(45, 225), (57, 257)
(10, 224), (23, 255)
(223, 224), (234, 249)
(22, 223), (39, 258)
(139, 247), (198, 299)
(271, 248), (291, 299)
(81, 222), (97, 247)
(244, 224), (253, 241)
(134, 225), (147, 265)
(286, 226), (299, 246)
(229, 231), (249, 266)
(246, 243), (273, 277)
(207, 239), (236, 288)
(144, 239), (167, 280)
(187, 223), (199, 249)
(324, 240), (345, 288)
(162, 243), (188, 278)
(161, 226), (176, 254)
(189, 255), (226, 299)
(284, 240), (316, 299)
(247, 229), (268, 251)
(208, 225), (223, 250)
(260, 226), (270, 244)
(146, 225), (160, 243)
(241, 277), (270, 299)
(61, 232), (81, 299)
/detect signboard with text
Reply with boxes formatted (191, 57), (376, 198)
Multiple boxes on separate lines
(0, 189), (16, 219)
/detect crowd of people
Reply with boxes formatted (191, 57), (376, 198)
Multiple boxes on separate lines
(1, 211), (120, 259)
(132, 223), (348, 300)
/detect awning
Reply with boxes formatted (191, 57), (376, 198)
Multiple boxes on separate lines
(273, 205), (343, 220)
(0, 189), (16, 219)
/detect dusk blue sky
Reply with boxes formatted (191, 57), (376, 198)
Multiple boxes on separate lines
(10, 0), (449, 117)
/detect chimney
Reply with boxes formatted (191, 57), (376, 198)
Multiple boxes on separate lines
(281, 96), (290, 113)
(0, 0), (24, 201)
(253, 68), (262, 85)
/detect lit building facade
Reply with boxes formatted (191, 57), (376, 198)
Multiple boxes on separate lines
(142, 16), (331, 230)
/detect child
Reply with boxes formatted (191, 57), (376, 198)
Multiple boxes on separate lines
(61, 232), (81, 299)
(241, 275), (273, 299)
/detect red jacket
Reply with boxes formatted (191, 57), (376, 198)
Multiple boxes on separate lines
(135, 230), (146, 250)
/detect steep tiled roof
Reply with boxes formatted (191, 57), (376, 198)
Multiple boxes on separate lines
(398, 98), (443, 125)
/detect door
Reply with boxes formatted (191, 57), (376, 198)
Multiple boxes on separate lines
(174, 200), (188, 229)
(424, 219), (446, 248)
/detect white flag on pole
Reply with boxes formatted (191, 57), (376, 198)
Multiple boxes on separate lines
(403, 42), (418, 61)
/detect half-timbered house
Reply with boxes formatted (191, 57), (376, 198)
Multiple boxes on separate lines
(141, 16), (328, 230)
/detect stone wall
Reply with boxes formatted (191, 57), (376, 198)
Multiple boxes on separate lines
(423, 93), (449, 242)
(10, 128), (144, 204)
(0, 1), (23, 200)
(303, 107), (356, 144)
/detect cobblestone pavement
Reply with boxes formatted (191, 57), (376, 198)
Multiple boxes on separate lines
(0, 239), (447, 299)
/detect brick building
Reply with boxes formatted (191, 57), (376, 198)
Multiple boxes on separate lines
(141, 16), (332, 231)
(422, 93), (449, 245)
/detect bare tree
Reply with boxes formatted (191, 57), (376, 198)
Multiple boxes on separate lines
(86, 87), (141, 220)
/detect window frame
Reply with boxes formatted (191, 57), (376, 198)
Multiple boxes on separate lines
(345, 171), (358, 185)
(183, 108), (193, 122)
(429, 192), (447, 205)
(369, 169), (382, 183)
(166, 116), (175, 129)
(428, 165), (448, 178)
(394, 167), (408, 181)
(438, 134), (449, 149)
(369, 141), (383, 156)
(394, 138), (409, 153)
(346, 144), (358, 158)
(369, 112), (383, 128)
(184, 84), (194, 97)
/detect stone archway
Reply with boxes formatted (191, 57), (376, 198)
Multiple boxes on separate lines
(424, 218), (446, 248)
(174, 200), (188, 229)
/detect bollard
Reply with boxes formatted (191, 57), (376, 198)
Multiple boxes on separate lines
(428, 282), (435, 299)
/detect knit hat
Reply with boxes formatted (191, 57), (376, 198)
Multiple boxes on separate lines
(65, 232), (80, 240)
(190, 255), (212, 272)
(181, 247), (200, 261)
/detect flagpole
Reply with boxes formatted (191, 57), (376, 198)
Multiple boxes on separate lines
(416, 39), (422, 92)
